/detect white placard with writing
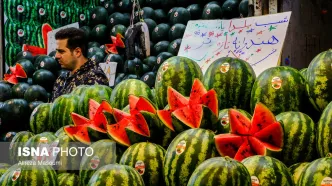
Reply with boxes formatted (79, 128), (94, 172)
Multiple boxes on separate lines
(177, 12), (291, 76)
(47, 22), (79, 55)
(99, 62), (117, 87)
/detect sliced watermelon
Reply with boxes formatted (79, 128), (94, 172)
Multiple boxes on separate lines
(129, 95), (156, 115)
(214, 102), (283, 161)
(63, 99), (109, 145)
(101, 100), (154, 147)
(3, 63), (27, 84)
(157, 78), (219, 133)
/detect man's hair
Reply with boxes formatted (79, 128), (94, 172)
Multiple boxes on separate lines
(55, 27), (88, 57)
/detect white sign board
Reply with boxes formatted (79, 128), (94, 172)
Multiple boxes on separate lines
(99, 62), (117, 87)
(47, 23), (79, 55)
(177, 12), (291, 76)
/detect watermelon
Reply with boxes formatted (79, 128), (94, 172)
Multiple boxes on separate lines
(4, 63), (28, 85)
(29, 103), (52, 134)
(0, 164), (11, 178)
(169, 24), (186, 41)
(55, 134), (87, 174)
(239, 0), (249, 17)
(9, 131), (34, 164)
(306, 49), (332, 112)
(154, 56), (203, 109)
(151, 23), (170, 43)
(0, 164), (58, 186)
(203, 57), (256, 111)
(163, 128), (217, 186)
(169, 7), (191, 25)
(120, 142), (166, 186)
(221, 0), (240, 19)
(187, 156), (251, 186)
(153, 41), (170, 55)
(288, 162), (310, 185)
(157, 78), (218, 133)
(58, 173), (79, 186)
(214, 102), (284, 161)
(11, 82), (30, 99)
(79, 139), (123, 186)
(5, 43), (22, 67)
(187, 4), (202, 20)
(78, 84), (112, 118)
(0, 83), (12, 101)
(110, 79), (154, 110)
(71, 85), (89, 95)
(24, 85), (48, 103)
(297, 157), (332, 186)
(16, 51), (34, 63)
(50, 94), (80, 131)
(250, 66), (306, 115)
(55, 127), (65, 137)
(17, 59), (35, 78)
(215, 108), (252, 134)
(276, 111), (316, 166)
(202, 3), (222, 19)
(23, 132), (57, 161)
(87, 164), (145, 186)
(316, 101), (332, 157)
(241, 155), (294, 186)
(2, 99), (30, 130)
(64, 99), (109, 145)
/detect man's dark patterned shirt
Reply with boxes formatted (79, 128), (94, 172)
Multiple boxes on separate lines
(51, 59), (109, 102)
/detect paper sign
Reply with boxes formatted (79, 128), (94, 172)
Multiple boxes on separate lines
(99, 62), (117, 87)
(177, 12), (291, 76)
(47, 22), (79, 55)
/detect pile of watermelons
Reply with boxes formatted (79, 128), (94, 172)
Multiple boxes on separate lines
(4, 0), (249, 89)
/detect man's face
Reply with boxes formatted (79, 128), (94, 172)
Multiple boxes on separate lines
(55, 39), (77, 70)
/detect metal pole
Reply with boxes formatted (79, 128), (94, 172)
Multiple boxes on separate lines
(0, 0), (4, 79)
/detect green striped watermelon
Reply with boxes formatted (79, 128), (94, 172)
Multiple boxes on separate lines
(110, 79), (154, 110)
(0, 163), (11, 178)
(23, 132), (57, 161)
(87, 164), (144, 186)
(203, 57), (256, 111)
(317, 101), (332, 157)
(250, 66), (307, 115)
(9, 131), (34, 164)
(154, 56), (203, 109)
(306, 49), (332, 112)
(164, 128), (217, 186)
(79, 139), (123, 186)
(241, 155), (294, 186)
(50, 94), (80, 131)
(300, 68), (307, 79)
(78, 85), (112, 118)
(120, 142), (166, 186)
(276, 111), (316, 166)
(29, 103), (52, 134)
(214, 108), (252, 134)
(71, 85), (89, 95)
(0, 164), (58, 186)
(3, 0), (33, 22)
(55, 127), (65, 137)
(187, 156), (251, 186)
(297, 157), (332, 186)
(58, 173), (79, 186)
(55, 134), (87, 174)
(4, 20), (37, 46)
(288, 162), (310, 185)
(5, 43), (22, 67)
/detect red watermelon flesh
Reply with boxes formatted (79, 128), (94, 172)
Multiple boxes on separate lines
(214, 102), (283, 161)
(172, 104), (203, 128)
(167, 86), (189, 110)
(107, 119), (132, 147)
(129, 95), (156, 115)
(89, 99), (101, 120)
(249, 102), (276, 134)
(3, 63), (27, 84)
(63, 100), (109, 145)
(189, 79), (207, 105)
(101, 100), (151, 146)
(157, 78), (218, 132)
(200, 89), (218, 115)
(229, 109), (251, 135)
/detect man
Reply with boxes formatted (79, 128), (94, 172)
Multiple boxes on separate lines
(51, 27), (109, 102)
